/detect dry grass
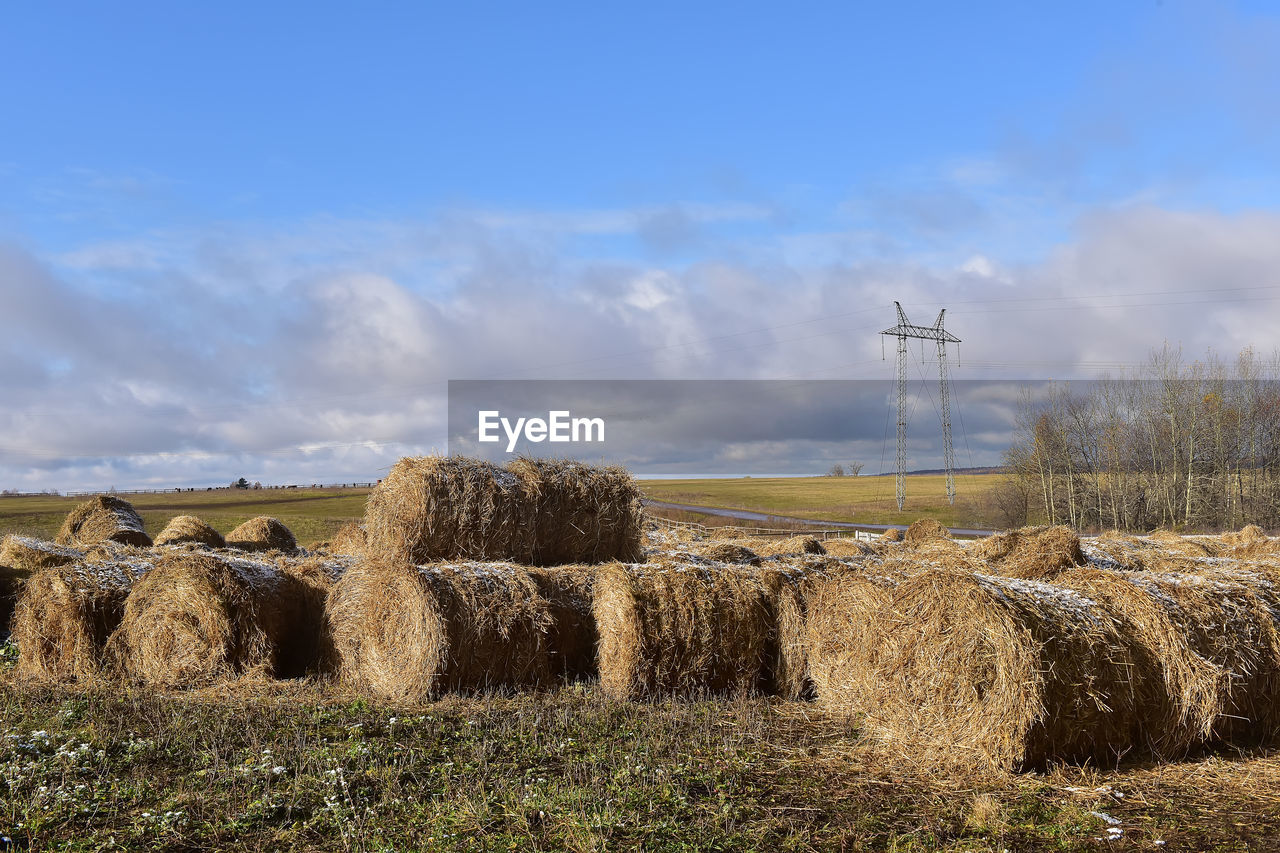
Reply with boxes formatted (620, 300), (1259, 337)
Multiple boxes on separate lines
(225, 516), (298, 553)
(325, 560), (553, 700)
(55, 495), (152, 548)
(12, 558), (152, 681)
(732, 535), (827, 557)
(364, 455), (644, 566)
(153, 515), (226, 548)
(108, 552), (312, 687)
(592, 560), (772, 700)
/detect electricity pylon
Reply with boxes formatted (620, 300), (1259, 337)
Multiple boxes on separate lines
(880, 302), (961, 510)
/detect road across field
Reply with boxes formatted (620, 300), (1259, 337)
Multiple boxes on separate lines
(644, 499), (995, 537)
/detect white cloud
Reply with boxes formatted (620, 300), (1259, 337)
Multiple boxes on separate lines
(3, 203), (1280, 490)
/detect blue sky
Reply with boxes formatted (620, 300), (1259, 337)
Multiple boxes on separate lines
(2, 1), (1280, 489)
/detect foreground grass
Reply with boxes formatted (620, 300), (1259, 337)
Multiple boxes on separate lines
(639, 475), (998, 529)
(2, 662), (1277, 851)
(0, 488), (371, 548)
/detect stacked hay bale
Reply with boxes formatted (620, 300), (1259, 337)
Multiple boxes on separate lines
(810, 569), (1150, 772)
(592, 560), (772, 700)
(153, 515), (226, 548)
(226, 517), (297, 554)
(976, 526), (1085, 581)
(56, 496), (152, 548)
(12, 556), (153, 681)
(326, 560), (554, 700)
(108, 552), (314, 687)
(364, 456), (644, 566)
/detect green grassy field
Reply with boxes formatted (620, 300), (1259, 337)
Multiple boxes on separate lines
(639, 474), (999, 528)
(0, 488), (371, 547)
(0, 674), (1275, 851)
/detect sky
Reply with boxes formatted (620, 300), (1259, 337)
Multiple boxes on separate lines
(2, 1), (1280, 490)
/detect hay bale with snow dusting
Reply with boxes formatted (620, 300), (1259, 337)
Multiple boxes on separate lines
(0, 535), (84, 573)
(1104, 568), (1280, 745)
(880, 528), (903, 543)
(109, 552), (313, 687)
(976, 526), (1085, 581)
(55, 495), (152, 548)
(364, 456), (644, 566)
(226, 516), (297, 554)
(153, 515), (226, 548)
(325, 560), (553, 699)
(12, 557), (152, 681)
(823, 570), (1149, 772)
(592, 560), (772, 700)
(1057, 567), (1225, 757)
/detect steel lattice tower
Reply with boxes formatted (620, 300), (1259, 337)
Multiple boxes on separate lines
(881, 302), (961, 510)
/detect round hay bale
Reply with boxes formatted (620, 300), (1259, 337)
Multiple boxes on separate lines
(592, 560), (772, 700)
(880, 527), (903, 543)
(1148, 530), (1218, 558)
(12, 558), (152, 682)
(821, 538), (874, 558)
(735, 536), (827, 557)
(328, 523), (366, 556)
(527, 566), (598, 682)
(109, 552), (312, 687)
(153, 515), (226, 548)
(0, 535), (85, 572)
(805, 568), (903, 713)
(1114, 568), (1280, 745)
(364, 455), (644, 567)
(976, 526), (1085, 581)
(826, 570), (1148, 772)
(55, 495), (152, 548)
(756, 558), (858, 700)
(1057, 567), (1224, 757)
(325, 560), (553, 700)
(226, 517), (297, 554)
(689, 542), (763, 566)
(903, 518), (951, 545)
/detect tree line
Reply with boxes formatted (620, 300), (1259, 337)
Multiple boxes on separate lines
(992, 345), (1280, 532)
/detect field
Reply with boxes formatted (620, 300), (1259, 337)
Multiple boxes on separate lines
(0, 487), (370, 547)
(6, 484), (1280, 850)
(639, 473), (999, 528)
(3, 676), (1279, 851)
